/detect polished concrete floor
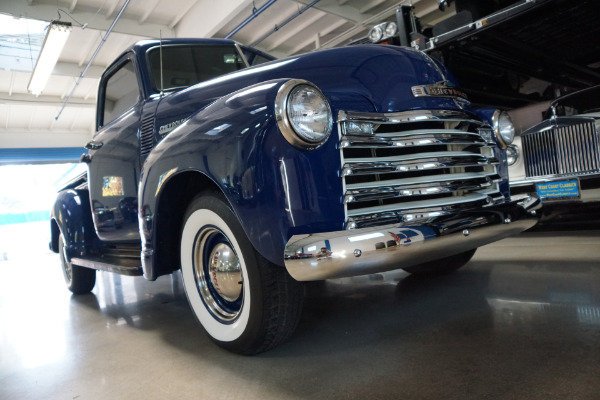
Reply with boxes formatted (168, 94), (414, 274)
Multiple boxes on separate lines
(1, 223), (600, 399)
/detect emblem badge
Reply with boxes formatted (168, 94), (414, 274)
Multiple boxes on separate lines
(411, 81), (469, 102)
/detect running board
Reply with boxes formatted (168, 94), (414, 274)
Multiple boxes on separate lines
(71, 256), (143, 276)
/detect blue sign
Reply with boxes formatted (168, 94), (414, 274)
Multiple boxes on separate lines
(536, 179), (580, 200)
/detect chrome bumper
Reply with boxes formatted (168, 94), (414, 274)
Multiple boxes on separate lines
(284, 196), (541, 281)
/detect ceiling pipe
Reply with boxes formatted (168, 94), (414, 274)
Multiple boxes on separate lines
(251, 0), (321, 47)
(224, 0), (278, 39)
(55, 0), (131, 120)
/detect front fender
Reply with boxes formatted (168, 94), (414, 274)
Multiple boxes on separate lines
(139, 78), (374, 276)
(50, 189), (97, 260)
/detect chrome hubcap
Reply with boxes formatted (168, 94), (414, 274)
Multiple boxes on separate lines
(193, 227), (243, 323)
(208, 243), (243, 302)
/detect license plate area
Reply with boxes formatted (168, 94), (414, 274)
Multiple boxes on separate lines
(535, 178), (580, 201)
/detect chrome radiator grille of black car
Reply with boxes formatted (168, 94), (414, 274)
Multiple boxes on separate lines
(338, 110), (502, 229)
(522, 120), (600, 178)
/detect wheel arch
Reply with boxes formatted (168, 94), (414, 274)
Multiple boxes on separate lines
(50, 188), (97, 260)
(50, 218), (60, 253)
(150, 170), (227, 279)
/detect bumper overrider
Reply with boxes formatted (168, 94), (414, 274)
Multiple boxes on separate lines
(284, 195), (541, 281)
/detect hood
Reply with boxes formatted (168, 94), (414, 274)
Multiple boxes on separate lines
(157, 45), (468, 119)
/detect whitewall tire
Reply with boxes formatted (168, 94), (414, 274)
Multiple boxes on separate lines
(180, 194), (303, 354)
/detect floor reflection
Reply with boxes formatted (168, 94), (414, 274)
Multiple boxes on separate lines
(1, 229), (599, 400)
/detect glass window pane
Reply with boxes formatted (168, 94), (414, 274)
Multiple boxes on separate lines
(148, 45), (250, 91)
(103, 61), (139, 125)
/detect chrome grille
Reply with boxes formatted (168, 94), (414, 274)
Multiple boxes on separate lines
(339, 110), (502, 229)
(522, 120), (600, 178)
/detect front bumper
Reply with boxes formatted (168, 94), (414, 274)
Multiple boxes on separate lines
(284, 195), (540, 281)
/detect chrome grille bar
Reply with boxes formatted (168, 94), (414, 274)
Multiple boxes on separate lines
(522, 120), (600, 177)
(343, 152), (494, 176)
(347, 192), (491, 217)
(345, 172), (501, 203)
(341, 129), (486, 148)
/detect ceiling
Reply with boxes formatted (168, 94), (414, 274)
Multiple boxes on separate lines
(0, 0), (450, 152)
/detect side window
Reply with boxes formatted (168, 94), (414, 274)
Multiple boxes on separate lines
(102, 60), (139, 126)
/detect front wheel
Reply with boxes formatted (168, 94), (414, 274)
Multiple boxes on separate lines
(180, 195), (304, 355)
(402, 249), (477, 276)
(58, 235), (96, 294)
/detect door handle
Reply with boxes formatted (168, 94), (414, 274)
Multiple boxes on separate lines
(85, 141), (103, 150)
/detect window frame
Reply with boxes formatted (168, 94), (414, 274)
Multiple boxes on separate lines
(96, 54), (142, 131)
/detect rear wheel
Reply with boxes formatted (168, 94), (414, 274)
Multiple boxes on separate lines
(180, 194), (304, 355)
(403, 249), (477, 276)
(59, 235), (96, 294)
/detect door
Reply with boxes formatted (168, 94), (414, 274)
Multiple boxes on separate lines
(87, 55), (143, 242)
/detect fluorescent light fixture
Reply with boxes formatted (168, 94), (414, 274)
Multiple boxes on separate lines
(28, 21), (72, 96)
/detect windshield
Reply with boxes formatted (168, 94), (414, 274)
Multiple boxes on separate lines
(148, 45), (251, 92)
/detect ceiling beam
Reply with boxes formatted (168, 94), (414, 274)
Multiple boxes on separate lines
(265, 11), (327, 52)
(105, 1), (119, 19)
(292, 0), (379, 23)
(8, 72), (15, 97)
(359, 0), (389, 14)
(0, 93), (96, 107)
(78, 34), (101, 67)
(138, 0), (162, 24)
(1, 0), (174, 37)
(169, 0), (200, 30)
(54, 62), (104, 79)
(175, 0), (256, 38)
(288, 18), (348, 54)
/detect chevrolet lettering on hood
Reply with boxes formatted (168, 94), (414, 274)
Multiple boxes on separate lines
(412, 81), (469, 102)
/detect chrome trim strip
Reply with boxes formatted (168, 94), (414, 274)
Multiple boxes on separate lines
(346, 171), (499, 190)
(341, 130), (486, 148)
(345, 172), (500, 202)
(343, 152), (492, 175)
(284, 197), (540, 281)
(347, 191), (490, 217)
(338, 109), (484, 125)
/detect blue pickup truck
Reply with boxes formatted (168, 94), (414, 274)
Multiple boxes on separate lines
(50, 38), (539, 354)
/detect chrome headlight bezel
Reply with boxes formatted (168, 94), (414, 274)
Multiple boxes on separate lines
(275, 79), (333, 150)
(506, 144), (519, 166)
(492, 110), (515, 149)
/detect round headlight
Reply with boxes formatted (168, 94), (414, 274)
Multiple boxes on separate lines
(369, 25), (384, 43)
(506, 145), (519, 166)
(384, 22), (398, 38)
(493, 110), (515, 148)
(275, 80), (332, 149)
